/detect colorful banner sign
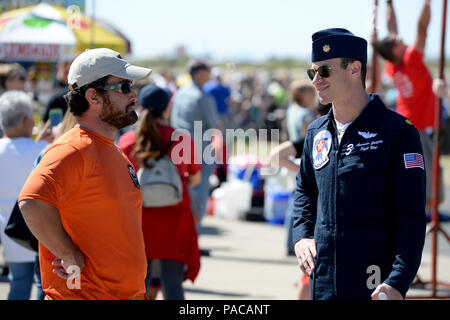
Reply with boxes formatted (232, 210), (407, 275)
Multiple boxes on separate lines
(0, 0), (85, 13)
(0, 42), (74, 61)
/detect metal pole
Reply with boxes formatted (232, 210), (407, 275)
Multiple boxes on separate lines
(371, 0), (379, 93)
(431, 0), (447, 298)
(409, 0), (450, 300)
(438, 0), (447, 81)
(90, 0), (96, 49)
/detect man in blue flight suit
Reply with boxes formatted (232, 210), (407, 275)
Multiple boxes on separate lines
(292, 28), (426, 300)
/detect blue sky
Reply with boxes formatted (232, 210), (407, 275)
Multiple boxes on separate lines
(86, 0), (449, 62)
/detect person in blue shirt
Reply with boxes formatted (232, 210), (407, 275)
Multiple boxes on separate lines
(171, 60), (221, 255)
(203, 67), (231, 130)
(292, 28), (426, 300)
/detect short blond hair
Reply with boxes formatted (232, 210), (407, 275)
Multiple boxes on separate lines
(289, 80), (315, 105)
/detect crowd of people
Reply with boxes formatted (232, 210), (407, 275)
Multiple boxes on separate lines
(0, 0), (448, 301)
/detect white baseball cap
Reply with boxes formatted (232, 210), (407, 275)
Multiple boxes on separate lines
(67, 48), (152, 90)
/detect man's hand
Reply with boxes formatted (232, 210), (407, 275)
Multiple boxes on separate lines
(433, 79), (449, 98)
(20, 199), (84, 281)
(386, 0), (398, 38)
(371, 283), (403, 300)
(415, 0), (431, 53)
(52, 247), (85, 279)
(294, 239), (317, 276)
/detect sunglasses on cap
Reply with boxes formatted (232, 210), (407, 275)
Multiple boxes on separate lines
(95, 81), (133, 94)
(306, 66), (331, 81)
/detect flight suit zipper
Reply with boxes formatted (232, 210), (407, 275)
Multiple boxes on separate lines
(337, 119), (360, 298)
(331, 120), (340, 297)
(332, 120), (353, 298)
(334, 147), (339, 297)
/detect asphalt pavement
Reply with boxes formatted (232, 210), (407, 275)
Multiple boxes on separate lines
(1, 167), (450, 300)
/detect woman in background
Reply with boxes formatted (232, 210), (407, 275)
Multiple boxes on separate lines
(118, 85), (201, 300)
(285, 80), (316, 142)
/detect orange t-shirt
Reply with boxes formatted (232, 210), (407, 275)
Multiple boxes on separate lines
(19, 126), (147, 300)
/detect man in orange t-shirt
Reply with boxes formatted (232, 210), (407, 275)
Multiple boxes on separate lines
(18, 48), (152, 299)
(373, 0), (442, 210)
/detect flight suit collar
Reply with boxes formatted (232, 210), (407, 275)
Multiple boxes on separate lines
(321, 94), (386, 132)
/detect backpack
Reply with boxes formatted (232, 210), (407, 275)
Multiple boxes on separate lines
(137, 141), (183, 207)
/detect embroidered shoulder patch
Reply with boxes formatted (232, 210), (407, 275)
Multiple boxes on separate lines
(127, 164), (140, 189)
(404, 153), (424, 170)
(312, 130), (332, 169)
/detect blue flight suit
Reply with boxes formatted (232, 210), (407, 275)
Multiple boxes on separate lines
(292, 94), (426, 300)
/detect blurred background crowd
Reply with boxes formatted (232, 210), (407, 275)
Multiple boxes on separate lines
(0, 57), (441, 143)
(0, 0), (449, 301)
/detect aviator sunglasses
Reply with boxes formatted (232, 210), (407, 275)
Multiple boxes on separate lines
(95, 81), (133, 94)
(306, 66), (332, 81)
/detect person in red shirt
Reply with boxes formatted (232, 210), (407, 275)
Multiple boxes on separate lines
(373, 0), (443, 210)
(18, 48), (152, 300)
(118, 85), (202, 300)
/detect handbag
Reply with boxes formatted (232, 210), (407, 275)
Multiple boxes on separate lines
(4, 200), (38, 252)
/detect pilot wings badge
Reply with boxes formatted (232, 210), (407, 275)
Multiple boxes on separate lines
(358, 131), (378, 139)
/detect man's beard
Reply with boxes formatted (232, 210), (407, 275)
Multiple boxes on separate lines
(99, 94), (138, 129)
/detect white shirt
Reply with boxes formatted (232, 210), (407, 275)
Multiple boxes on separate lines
(0, 137), (47, 262)
(335, 120), (353, 145)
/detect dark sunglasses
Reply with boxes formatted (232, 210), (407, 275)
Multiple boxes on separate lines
(306, 66), (331, 81)
(95, 81), (133, 94)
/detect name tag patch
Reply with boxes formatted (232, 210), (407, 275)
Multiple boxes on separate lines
(356, 139), (384, 152)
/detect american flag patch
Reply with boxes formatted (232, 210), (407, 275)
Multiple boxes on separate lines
(404, 153), (424, 170)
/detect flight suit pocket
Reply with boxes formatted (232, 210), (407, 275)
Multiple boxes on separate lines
(338, 149), (389, 176)
(312, 240), (335, 300)
(337, 149), (393, 222)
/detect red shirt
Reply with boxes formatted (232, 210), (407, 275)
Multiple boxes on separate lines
(118, 125), (202, 282)
(385, 45), (436, 131)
